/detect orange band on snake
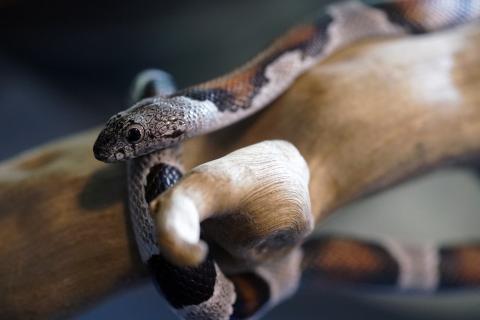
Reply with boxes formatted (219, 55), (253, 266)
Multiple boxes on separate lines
(93, 1), (480, 319)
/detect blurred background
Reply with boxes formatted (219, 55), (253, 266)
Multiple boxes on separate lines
(1, 0), (480, 319)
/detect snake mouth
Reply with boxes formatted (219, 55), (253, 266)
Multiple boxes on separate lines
(94, 152), (116, 163)
(94, 150), (127, 163)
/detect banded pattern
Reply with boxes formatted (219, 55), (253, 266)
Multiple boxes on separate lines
(172, 0), (480, 126)
(110, 1), (480, 320)
(377, 0), (480, 33)
(173, 17), (332, 113)
(93, 0), (480, 162)
(440, 244), (480, 288)
(303, 236), (480, 291)
(142, 158), (480, 319)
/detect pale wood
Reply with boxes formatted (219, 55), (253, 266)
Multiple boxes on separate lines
(1, 22), (479, 319)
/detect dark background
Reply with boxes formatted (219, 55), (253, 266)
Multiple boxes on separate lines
(0, 0), (327, 159)
(2, 0), (480, 319)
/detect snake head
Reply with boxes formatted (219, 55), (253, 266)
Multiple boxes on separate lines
(93, 97), (188, 162)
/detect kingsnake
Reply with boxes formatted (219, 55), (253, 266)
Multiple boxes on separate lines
(93, 1), (480, 319)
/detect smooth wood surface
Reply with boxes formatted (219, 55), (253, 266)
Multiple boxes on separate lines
(0, 22), (479, 319)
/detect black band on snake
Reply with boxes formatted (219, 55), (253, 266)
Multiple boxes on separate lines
(92, 1), (480, 319)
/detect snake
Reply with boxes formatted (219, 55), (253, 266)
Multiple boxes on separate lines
(92, 1), (480, 319)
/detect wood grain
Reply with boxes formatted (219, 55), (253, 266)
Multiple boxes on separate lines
(1, 22), (479, 319)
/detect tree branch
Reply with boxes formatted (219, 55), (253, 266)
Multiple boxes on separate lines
(0, 22), (479, 319)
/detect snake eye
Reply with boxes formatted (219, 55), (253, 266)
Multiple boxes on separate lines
(125, 124), (144, 144)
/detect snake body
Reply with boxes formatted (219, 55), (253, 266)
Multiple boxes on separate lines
(93, 1), (480, 319)
(129, 147), (480, 320)
(93, 0), (480, 163)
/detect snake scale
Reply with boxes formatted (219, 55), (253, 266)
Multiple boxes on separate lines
(93, 1), (480, 319)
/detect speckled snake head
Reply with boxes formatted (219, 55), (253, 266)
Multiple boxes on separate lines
(93, 97), (189, 162)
